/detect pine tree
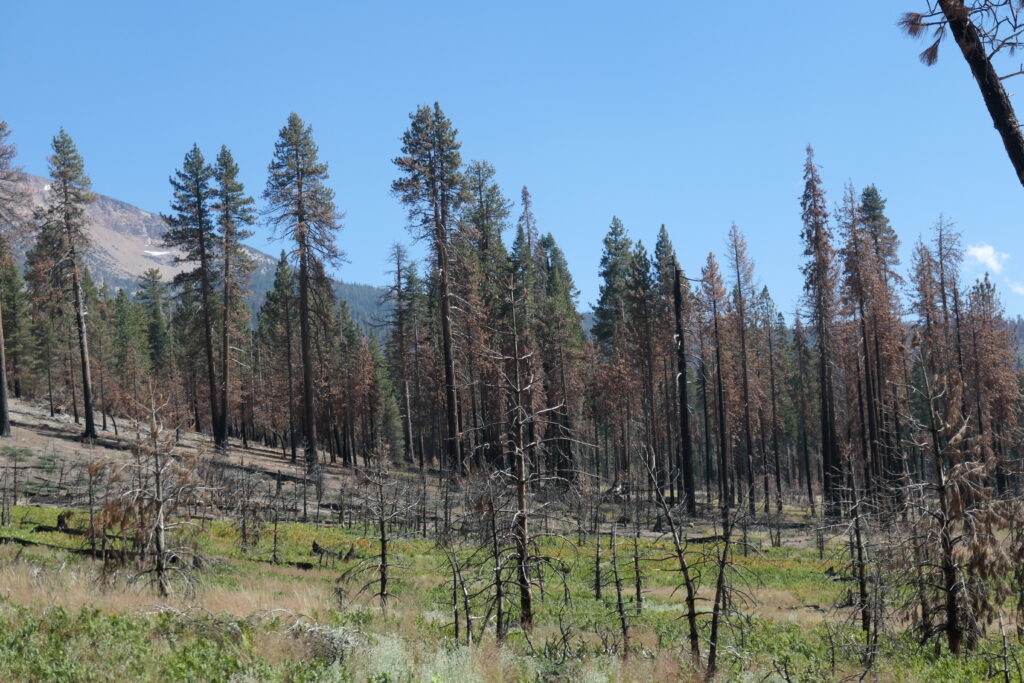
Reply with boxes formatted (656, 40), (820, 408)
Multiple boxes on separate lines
(392, 103), (467, 474)
(963, 274), (1018, 494)
(537, 233), (584, 479)
(214, 145), (256, 449)
(135, 269), (171, 370)
(859, 185), (899, 276)
(850, 184), (904, 500)
(791, 314), (816, 515)
(654, 226), (682, 496)
(22, 228), (65, 417)
(757, 287), (784, 513)
(264, 113), (342, 473)
(90, 283), (114, 432)
(673, 266), (697, 514)
(456, 162), (512, 471)
(384, 244), (415, 464)
(164, 144), (222, 447)
(727, 224), (758, 515)
(256, 253), (299, 461)
(799, 145), (840, 516)
(463, 161), (511, 315)
(702, 253), (732, 507)
(0, 258), (30, 402)
(626, 241), (662, 494)
(110, 288), (150, 406)
(33, 129), (98, 440)
(0, 121), (28, 437)
(592, 216), (633, 350)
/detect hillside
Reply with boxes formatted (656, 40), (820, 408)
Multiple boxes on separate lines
(15, 174), (388, 330)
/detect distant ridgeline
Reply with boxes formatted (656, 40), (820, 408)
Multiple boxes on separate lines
(12, 173), (390, 335)
(244, 263), (390, 334)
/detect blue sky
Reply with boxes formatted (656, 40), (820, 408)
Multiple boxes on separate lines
(3, 1), (1023, 317)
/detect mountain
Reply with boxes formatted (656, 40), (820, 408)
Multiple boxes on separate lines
(14, 174), (389, 330)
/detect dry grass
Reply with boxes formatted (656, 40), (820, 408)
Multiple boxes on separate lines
(751, 587), (836, 625)
(0, 545), (332, 618)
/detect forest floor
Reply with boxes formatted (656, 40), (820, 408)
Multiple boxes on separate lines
(0, 398), (1021, 681)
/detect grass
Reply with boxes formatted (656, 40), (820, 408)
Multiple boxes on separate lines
(1, 504), (1022, 681)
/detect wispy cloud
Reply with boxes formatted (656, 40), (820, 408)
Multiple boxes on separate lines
(1008, 280), (1024, 296)
(966, 243), (1010, 274)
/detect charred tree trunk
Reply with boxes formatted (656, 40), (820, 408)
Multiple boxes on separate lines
(68, 252), (97, 440)
(0, 297), (10, 437)
(674, 269), (696, 515)
(297, 236), (318, 473)
(436, 236), (462, 475)
(712, 299), (732, 508)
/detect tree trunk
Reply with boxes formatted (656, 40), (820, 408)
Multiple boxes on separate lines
(69, 256), (97, 440)
(297, 238), (318, 472)
(284, 292), (297, 463)
(765, 319), (783, 512)
(195, 224), (222, 449)
(712, 300), (731, 508)
(937, 0), (1024, 189)
(219, 234), (232, 451)
(674, 270), (696, 515)
(0, 296), (10, 437)
(436, 234), (462, 474)
(512, 312), (533, 631)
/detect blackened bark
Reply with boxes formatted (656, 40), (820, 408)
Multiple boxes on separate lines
(298, 237), (318, 472)
(673, 269), (696, 515)
(69, 250), (96, 440)
(219, 232), (232, 450)
(0, 297), (10, 437)
(436, 235), (462, 474)
(711, 299), (731, 508)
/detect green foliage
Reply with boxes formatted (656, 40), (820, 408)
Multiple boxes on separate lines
(263, 113), (342, 265)
(164, 144), (218, 293)
(392, 102), (465, 241)
(592, 216), (633, 349)
(134, 268), (170, 369)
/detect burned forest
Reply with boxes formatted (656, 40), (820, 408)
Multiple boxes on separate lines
(2, 3), (1024, 681)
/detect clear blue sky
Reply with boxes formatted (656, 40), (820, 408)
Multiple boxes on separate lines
(4, 1), (1023, 317)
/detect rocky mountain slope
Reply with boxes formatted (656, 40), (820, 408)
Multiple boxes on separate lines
(14, 174), (387, 329)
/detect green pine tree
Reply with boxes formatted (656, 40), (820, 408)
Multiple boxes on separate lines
(592, 216), (633, 349)
(256, 252), (300, 462)
(214, 145), (256, 446)
(264, 113), (342, 472)
(0, 121), (29, 436)
(164, 144), (223, 447)
(33, 129), (99, 439)
(392, 103), (467, 473)
(135, 268), (171, 370)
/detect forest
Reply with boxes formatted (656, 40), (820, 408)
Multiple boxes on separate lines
(2, 2), (1024, 682)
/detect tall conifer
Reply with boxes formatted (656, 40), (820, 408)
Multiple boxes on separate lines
(392, 103), (466, 474)
(34, 129), (98, 439)
(264, 113), (342, 473)
(164, 144), (222, 447)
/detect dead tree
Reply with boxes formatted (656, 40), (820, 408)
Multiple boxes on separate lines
(674, 268), (697, 515)
(609, 523), (631, 656)
(118, 387), (209, 596)
(705, 501), (734, 679)
(337, 466), (415, 614)
(230, 458), (267, 554)
(641, 448), (701, 663)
